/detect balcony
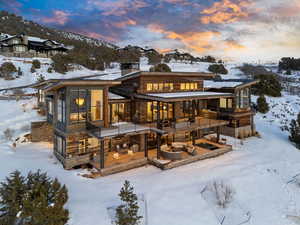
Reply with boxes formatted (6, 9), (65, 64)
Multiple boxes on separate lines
(87, 121), (164, 139)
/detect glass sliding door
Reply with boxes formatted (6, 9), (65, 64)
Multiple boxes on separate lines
(90, 90), (103, 121)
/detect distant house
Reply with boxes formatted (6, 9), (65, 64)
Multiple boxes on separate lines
(0, 33), (68, 58)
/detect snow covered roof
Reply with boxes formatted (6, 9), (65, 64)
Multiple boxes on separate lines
(204, 80), (243, 89)
(28, 36), (47, 42)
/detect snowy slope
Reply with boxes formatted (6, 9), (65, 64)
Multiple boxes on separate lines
(1, 95), (300, 225)
(1, 60), (300, 224)
(0, 56), (245, 91)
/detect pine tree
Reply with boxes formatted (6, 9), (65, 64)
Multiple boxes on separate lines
(257, 95), (269, 114)
(0, 171), (26, 225)
(115, 180), (142, 225)
(289, 112), (300, 149)
(0, 170), (69, 225)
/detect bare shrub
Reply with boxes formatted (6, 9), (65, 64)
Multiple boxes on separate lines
(4, 128), (14, 141)
(211, 180), (234, 208)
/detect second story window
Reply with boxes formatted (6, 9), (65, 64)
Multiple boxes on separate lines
(146, 82), (174, 92)
(180, 82), (198, 90)
(90, 89), (104, 121)
(70, 89), (87, 123)
(57, 92), (66, 124)
(220, 98), (233, 109)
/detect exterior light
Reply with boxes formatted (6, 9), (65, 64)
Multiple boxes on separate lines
(75, 98), (85, 106)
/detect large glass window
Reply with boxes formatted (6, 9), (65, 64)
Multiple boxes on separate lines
(90, 89), (103, 121)
(147, 102), (173, 122)
(236, 88), (249, 109)
(70, 89), (87, 123)
(220, 98), (233, 109)
(55, 135), (65, 156)
(57, 93), (66, 123)
(48, 100), (53, 115)
(147, 83), (153, 91)
(180, 82), (198, 90)
(111, 103), (125, 123)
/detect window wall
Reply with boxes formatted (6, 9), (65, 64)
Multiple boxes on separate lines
(54, 135), (65, 157)
(236, 88), (250, 109)
(147, 102), (173, 122)
(220, 98), (233, 109)
(111, 103), (125, 123)
(57, 91), (66, 124)
(90, 89), (104, 121)
(70, 89), (87, 123)
(180, 82), (198, 90)
(146, 82), (174, 92)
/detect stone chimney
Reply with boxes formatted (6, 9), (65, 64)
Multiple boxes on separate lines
(21, 34), (28, 45)
(120, 62), (140, 76)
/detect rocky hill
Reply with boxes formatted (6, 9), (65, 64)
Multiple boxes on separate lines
(0, 11), (117, 50)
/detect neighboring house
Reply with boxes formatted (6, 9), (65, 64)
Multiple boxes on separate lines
(117, 45), (160, 56)
(31, 63), (258, 175)
(0, 33), (68, 58)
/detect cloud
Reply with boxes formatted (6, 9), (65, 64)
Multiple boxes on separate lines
(42, 10), (71, 25)
(0, 0), (23, 13)
(86, 0), (149, 16)
(112, 19), (137, 28)
(200, 0), (251, 24)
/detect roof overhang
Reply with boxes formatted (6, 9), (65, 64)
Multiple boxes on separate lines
(44, 80), (121, 92)
(134, 91), (234, 102)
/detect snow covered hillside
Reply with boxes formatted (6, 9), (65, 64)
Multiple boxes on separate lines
(1, 59), (300, 225)
(1, 94), (300, 225)
(0, 56), (245, 91)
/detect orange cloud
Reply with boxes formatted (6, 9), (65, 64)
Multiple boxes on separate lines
(148, 24), (220, 53)
(112, 19), (137, 28)
(42, 10), (70, 25)
(200, 0), (251, 24)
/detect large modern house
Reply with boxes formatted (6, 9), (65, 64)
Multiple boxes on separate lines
(0, 33), (68, 58)
(31, 63), (258, 176)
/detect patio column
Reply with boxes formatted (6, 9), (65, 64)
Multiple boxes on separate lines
(144, 134), (148, 158)
(216, 127), (220, 143)
(192, 130), (196, 145)
(157, 133), (161, 159)
(156, 101), (161, 129)
(100, 139), (105, 169)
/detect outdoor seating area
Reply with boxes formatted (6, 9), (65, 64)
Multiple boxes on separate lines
(149, 138), (232, 170)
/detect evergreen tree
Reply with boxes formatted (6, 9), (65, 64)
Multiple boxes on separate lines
(0, 171), (26, 225)
(0, 170), (69, 225)
(257, 95), (269, 114)
(289, 113), (300, 149)
(115, 180), (142, 225)
(32, 60), (41, 69)
(149, 63), (171, 72)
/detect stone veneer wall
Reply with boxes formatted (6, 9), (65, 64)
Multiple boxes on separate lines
(220, 125), (254, 138)
(31, 121), (53, 142)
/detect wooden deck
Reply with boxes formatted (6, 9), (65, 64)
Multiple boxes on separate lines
(148, 139), (232, 170)
(89, 139), (232, 177)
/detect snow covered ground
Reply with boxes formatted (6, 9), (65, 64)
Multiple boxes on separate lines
(1, 94), (300, 225)
(1, 56), (300, 225)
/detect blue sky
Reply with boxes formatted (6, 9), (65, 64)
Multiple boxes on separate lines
(1, 0), (300, 61)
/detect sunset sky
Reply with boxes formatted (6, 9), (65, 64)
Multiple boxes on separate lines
(1, 0), (300, 62)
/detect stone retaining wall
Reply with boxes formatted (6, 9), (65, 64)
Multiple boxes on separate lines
(31, 121), (53, 142)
